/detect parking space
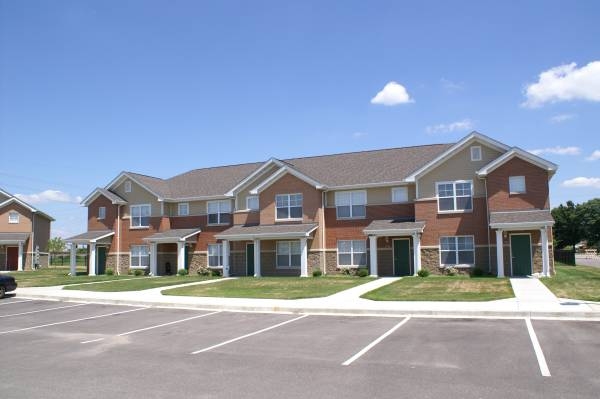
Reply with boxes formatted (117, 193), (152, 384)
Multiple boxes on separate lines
(0, 299), (598, 399)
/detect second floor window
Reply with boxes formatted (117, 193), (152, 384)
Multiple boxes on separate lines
(246, 195), (259, 211)
(276, 193), (303, 220)
(8, 211), (19, 224)
(436, 181), (472, 212)
(509, 176), (526, 194)
(207, 200), (231, 224)
(130, 204), (151, 228)
(98, 207), (106, 220)
(178, 203), (189, 216)
(335, 191), (366, 219)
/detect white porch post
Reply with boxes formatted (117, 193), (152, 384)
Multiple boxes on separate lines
(541, 227), (550, 277)
(369, 235), (378, 277)
(300, 238), (308, 277)
(89, 243), (96, 276)
(150, 242), (158, 276)
(413, 233), (422, 276)
(253, 239), (261, 277)
(69, 243), (77, 276)
(222, 240), (230, 277)
(17, 241), (24, 271)
(177, 241), (186, 272)
(496, 229), (504, 278)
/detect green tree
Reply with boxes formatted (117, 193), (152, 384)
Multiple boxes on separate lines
(47, 237), (66, 253)
(552, 201), (582, 249)
(579, 198), (600, 248)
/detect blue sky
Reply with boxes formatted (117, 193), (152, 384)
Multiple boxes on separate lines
(1, 0), (599, 238)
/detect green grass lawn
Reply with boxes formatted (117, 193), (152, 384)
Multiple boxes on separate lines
(362, 276), (514, 301)
(7, 267), (129, 287)
(541, 263), (600, 302)
(63, 275), (217, 292)
(162, 276), (373, 299)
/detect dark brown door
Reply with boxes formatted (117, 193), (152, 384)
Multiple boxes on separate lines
(6, 247), (18, 271)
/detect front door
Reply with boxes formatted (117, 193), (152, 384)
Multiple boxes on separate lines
(246, 244), (254, 276)
(6, 247), (18, 271)
(97, 247), (107, 275)
(511, 234), (532, 276)
(393, 239), (411, 276)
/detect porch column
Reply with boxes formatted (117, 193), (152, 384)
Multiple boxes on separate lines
(253, 239), (261, 277)
(541, 227), (550, 277)
(369, 236), (378, 277)
(177, 241), (186, 272)
(17, 241), (24, 271)
(496, 229), (504, 278)
(413, 233), (421, 276)
(222, 240), (230, 277)
(300, 237), (308, 277)
(89, 243), (96, 276)
(150, 242), (158, 276)
(69, 243), (77, 276)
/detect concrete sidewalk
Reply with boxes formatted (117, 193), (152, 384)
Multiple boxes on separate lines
(14, 277), (600, 320)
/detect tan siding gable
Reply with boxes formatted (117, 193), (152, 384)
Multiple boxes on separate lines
(112, 180), (162, 217)
(235, 164), (279, 211)
(325, 185), (416, 207)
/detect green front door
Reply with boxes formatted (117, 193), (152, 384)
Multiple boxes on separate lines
(246, 244), (254, 276)
(97, 247), (106, 275)
(393, 239), (411, 276)
(184, 246), (189, 270)
(511, 234), (532, 276)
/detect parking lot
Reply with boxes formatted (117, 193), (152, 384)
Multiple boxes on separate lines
(0, 297), (598, 399)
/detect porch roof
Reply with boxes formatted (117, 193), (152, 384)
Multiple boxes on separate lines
(363, 219), (426, 236)
(215, 223), (318, 241)
(0, 232), (30, 244)
(489, 210), (554, 230)
(66, 230), (114, 244)
(143, 228), (202, 243)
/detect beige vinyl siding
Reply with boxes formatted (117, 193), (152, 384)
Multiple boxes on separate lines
(417, 143), (503, 199)
(325, 185), (416, 207)
(113, 180), (162, 217)
(235, 164), (279, 211)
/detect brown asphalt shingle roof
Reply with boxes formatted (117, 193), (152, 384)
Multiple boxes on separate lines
(0, 232), (30, 243)
(489, 210), (554, 225)
(363, 220), (426, 234)
(66, 230), (114, 242)
(143, 228), (202, 241)
(216, 223), (318, 239)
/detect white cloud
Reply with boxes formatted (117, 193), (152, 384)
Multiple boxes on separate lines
(440, 78), (464, 92)
(16, 190), (82, 204)
(549, 113), (576, 123)
(425, 118), (474, 134)
(522, 61), (600, 108)
(370, 81), (414, 106)
(352, 131), (368, 139)
(562, 177), (600, 189)
(528, 146), (581, 156)
(586, 150), (600, 161)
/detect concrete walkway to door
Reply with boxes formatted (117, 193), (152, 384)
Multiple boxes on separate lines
(510, 278), (562, 311)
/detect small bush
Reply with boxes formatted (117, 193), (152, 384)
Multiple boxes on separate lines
(445, 267), (458, 276)
(128, 269), (134, 275)
(356, 268), (369, 277)
(197, 265), (211, 276)
(470, 267), (484, 277)
(105, 268), (114, 276)
(417, 269), (430, 277)
(177, 268), (189, 276)
(134, 269), (144, 276)
(340, 267), (352, 276)
(312, 268), (323, 277)
(211, 269), (221, 277)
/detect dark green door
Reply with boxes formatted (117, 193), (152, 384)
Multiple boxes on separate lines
(97, 247), (106, 275)
(184, 246), (189, 270)
(246, 244), (254, 276)
(511, 235), (532, 276)
(393, 239), (411, 276)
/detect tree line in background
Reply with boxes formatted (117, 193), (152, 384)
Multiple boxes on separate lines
(552, 198), (600, 249)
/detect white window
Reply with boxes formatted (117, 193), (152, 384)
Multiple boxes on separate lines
(275, 194), (303, 220)
(392, 187), (408, 203)
(470, 146), (482, 161)
(124, 180), (132, 193)
(8, 211), (19, 224)
(337, 240), (367, 267)
(509, 176), (526, 194)
(207, 200), (231, 224)
(178, 203), (189, 216)
(208, 244), (223, 267)
(130, 204), (151, 228)
(98, 207), (106, 220)
(130, 245), (149, 267)
(436, 181), (473, 212)
(440, 236), (475, 267)
(335, 191), (366, 219)
(276, 241), (301, 268)
(246, 196), (259, 211)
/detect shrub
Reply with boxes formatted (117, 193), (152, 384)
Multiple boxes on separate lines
(312, 268), (323, 277)
(134, 269), (144, 276)
(105, 268), (114, 276)
(211, 269), (221, 277)
(417, 269), (430, 277)
(340, 267), (352, 276)
(128, 269), (134, 276)
(356, 268), (369, 277)
(470, 267), (484, 277)
(445, 267), (458, 276)
(177, 268), (189, 276)
(197, 265), (211, 276)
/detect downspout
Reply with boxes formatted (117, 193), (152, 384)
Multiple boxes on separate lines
(117, 204), (121, 275)
(321, 191), (327, 274)
(31, 212), (35, 270)
(484, 178), (492, 274)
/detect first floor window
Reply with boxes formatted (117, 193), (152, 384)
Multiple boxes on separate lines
(276, 241), (301, 268)
(440, 236), (474, 266)
(437, 181), (472, 212)
(8, 211), (19, 224)
(207, 200), (231, 224)
(131, 204), (151, 227)
(276, 194), (303, 220)
(98, 207), (106, 220)
(131, 245), (149, 267)
(337, 240), (367, 267)
(208, 244), (223, 267)
(178, 203), (189, 216)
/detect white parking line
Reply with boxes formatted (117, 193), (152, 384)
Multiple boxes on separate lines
(117, 311), (221, 337)
(0, 299), (37, 306)
(191, 314), (309, 354)
(525, 318), (551, 377)
(0, 307), (148, 335)
(0, 303), (88, 318)
(342, 317), (411, 366)
(81, 338), (105, 344)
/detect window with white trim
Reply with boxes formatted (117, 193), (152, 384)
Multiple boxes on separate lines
(124, 181), (132, 193)
(98, 207), (106, 220)
(178, 203), (189, 216)
(392, 187), (408, 203)
(470, 146), (482, 161)
(208, 244), (223, 267)
(8, 211), (19, 224)
(276, 241), (301, 268)
(130, 245), (149, 267)
(246, 196), (259, 211)
(436, 181), (473, 212)
(440, 236), (474, 267)
(335, 191), (366, 219)
(509, 176), (526, 194)
(207, 200), (231, 224)
(337, 240), (367, 267)
(130, 204), (151, 228)
(275, 194), (303, 220)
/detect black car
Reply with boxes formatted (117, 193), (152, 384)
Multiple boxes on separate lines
(0, 275), (17, 298)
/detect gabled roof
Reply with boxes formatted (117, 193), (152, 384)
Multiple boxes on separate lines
(476, 147), (558, 177)
(105, 172), (168, 200)
(66, 230), (114, 243)
(0, 188), (55, 221)
(81, 187), (128, 206)
(249, 165), (325, 195)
